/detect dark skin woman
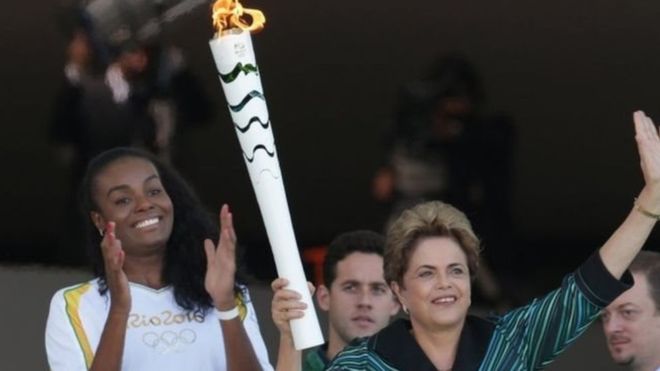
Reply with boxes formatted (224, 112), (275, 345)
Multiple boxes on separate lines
(46, 148), (271, 371)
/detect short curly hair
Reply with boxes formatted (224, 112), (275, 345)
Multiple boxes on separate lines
(384, 201), (481, 286)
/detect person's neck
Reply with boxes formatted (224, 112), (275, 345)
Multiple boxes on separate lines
(410, 318), (465, 371)
(123, 253), (165, 289)
(325, 327), (349, 361)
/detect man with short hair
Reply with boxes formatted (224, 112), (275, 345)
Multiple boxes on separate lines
(602, 250), (660, 371)
(271, 230), (400, 371)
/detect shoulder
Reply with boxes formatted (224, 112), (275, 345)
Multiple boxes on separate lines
(46, 279), (100, 337)
(302, 345), (329, 371)
(326, 338), (375, 370)
(49, 279), (99, 307)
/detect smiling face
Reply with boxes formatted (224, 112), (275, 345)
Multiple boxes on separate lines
(601, 272), (660, 370)
(90, 157), (174, 257)
(392, 236), (471, 333)
(317, 252), (399, 349)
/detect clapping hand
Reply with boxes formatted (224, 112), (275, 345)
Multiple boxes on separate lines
(101, 221), (131, 313)
(204, 204), (238, 310)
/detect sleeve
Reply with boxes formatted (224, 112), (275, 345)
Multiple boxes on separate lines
(45, 289), (89, 371)
(482, 252), (633, 370)
(241, 289), (274, 371)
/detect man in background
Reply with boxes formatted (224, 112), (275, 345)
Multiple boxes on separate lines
(601, 250), (660, 371)
(271, 230), (400, 371)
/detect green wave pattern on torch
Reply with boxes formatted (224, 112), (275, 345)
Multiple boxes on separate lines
(235, 116), (270, 133)
(229, 90), (265, 112)
(220, 63), (259, 83)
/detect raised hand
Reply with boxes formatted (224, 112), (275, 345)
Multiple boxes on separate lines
(633, 111), (660, 212)
(204, 204), (238, 310)
(101, 221), (130, 312)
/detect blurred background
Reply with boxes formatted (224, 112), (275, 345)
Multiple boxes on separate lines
(1, 0), (660, 369)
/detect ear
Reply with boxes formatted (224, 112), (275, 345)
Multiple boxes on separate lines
(390, 281), (406, 310)
(389, 288), (401, 316)
(316, 284), (331, 312)
(90, 211), (106, 233)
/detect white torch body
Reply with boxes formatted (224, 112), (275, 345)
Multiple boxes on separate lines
(210, 30), (324, 350)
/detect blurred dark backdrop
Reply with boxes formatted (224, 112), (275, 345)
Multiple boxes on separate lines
(1, 0), (659, 284)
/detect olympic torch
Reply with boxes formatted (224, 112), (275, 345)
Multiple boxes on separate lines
(208, 0), (323, 350)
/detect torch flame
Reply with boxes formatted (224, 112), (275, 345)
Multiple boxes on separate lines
(212, 0), (265, 36)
